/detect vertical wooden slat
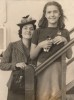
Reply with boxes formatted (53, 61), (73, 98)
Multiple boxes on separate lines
(25, 65), (35, 100)
(61, 54), (66, 100)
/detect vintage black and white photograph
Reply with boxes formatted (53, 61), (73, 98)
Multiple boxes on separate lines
(0, 0), (74, 100)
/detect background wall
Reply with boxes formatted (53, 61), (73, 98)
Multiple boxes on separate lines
(0, 0), (74, 100)
(6, 0), (74, 45)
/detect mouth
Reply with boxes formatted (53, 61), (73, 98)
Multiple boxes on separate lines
(49, 18), (56, 20)
(26, 33), (31, 35)
(48, 18), (57, 22)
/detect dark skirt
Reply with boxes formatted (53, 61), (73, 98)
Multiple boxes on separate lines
(7, 89), (25, 100)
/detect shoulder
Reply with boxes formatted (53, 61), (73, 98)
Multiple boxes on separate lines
(34, 28), (41, 34)
(62, 28), (69, 34)
(61, 28), (70, 41)
(33, 28), (47, 37)
(11, 40), (21, 46)
(12, 40), (21, 44)
(7, 40), (21, 50)
(60, 28), (69, 36)
(32, 28), (41, 38)
(34, 27), (45, 33)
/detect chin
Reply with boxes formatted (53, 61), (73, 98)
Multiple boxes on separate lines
(50, 20), (57, 23)
(23, 35), (32, 39)
(48, 19), (58, 24)
(25, 37), (32, 39)
(49, 22), (58, 25)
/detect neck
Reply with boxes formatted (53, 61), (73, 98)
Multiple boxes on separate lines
(22, 38), (31, 49)
(48, 23), (57, 27)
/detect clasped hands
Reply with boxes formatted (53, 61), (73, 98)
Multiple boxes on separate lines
(38, 35), (67, 52)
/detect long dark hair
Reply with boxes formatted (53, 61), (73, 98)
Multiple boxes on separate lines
(38, 1), (66, 29)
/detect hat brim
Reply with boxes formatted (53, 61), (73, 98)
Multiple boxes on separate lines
(17, 20), (36, 27)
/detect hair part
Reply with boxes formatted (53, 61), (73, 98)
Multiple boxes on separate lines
(18, 24), (36, 39)
(38, 1), (66, 29)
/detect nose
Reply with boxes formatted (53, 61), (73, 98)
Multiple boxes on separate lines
(51, 12), (54, 17)
(27, 28), (31, 32)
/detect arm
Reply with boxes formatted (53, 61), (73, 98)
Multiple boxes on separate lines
(53, 34), (72, 59)
(63, 37), (72, 59)
(0, 43), (27, 70)
(30, 29), (53, 60)
(66, 48), (72, 59)
(30, 29), (41, 60)
(30, 39), (53, 60)
(30, 43), (42, 60)
(65, 30), (72, 59)
(0, 43), (16, 71)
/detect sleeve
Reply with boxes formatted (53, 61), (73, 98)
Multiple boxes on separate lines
(31, 29), (39, 45)
(0, 43), (16, 71)
(65, 29), (70, 42)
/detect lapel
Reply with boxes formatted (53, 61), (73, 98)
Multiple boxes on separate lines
(15, 40), (25, 54)
(14, 40), (30, 62)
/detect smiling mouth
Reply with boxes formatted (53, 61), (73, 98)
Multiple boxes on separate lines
(49, 18), (56, 19)
(26, 32), (31, 35)
(26, 34), (31, 36)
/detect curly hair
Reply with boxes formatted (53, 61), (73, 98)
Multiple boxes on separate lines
(38, 1), (66, 29)
(18, 24), (36, 39)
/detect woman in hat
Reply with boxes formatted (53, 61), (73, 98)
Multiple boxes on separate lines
(0, 15), (36, 100)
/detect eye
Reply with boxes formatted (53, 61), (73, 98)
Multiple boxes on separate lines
(47, 11), (51, 14)
(24, 27), (27, 29)
(54, 10), (59, 13)
(30, 27), (34, 31)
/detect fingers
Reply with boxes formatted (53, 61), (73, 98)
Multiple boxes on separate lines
(47, 39), (53, 46)
(16, 62), (27, 69)
(53, 39), (62, 44)
(43, 39), (52, 52)
(38, 39), (53, 49)
(21, 64), (26, 69)
(20, 62), (27, 69)
(40, 36), (66, 50)
(53, 36), (63, 45)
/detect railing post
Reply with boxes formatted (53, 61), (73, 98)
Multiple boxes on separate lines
(25, 65), (35, 100)
(61, 54), (66, 100)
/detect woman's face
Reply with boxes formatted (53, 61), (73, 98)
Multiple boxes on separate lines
(22, 24), (34, 39)
(45, 5), (60, 25)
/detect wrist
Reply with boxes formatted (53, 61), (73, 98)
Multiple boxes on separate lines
(15, 66), (20, 70)
(63, 37), (67, 45)
(38, 43), (42, 49)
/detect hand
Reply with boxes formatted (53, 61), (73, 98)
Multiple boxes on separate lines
(53, 36), (67, 45)
(38, 38), (53, 49)
(16, 62), (27, 69)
